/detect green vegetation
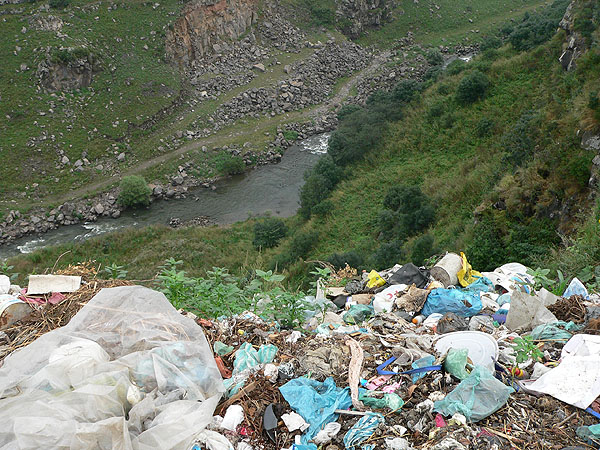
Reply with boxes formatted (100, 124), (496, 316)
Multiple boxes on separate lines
(9, 0), (600, 295)
(215, 154), (246, 176)
(117, 176), (151, 208)
(455, 70), (490, 104)
(253, 217), (288, 249)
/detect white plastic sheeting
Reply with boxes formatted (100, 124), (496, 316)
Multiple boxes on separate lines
(0, 286), (224, 449)
(528, 334), (600, 409)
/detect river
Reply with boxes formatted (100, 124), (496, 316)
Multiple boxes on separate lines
(0, 134), (329, 259)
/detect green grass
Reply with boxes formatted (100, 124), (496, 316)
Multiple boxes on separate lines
(357, 0), (549, 47)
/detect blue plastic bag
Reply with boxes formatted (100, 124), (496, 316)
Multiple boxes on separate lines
(563, 277), (589, 299)
(530, 321), (582, 341)
(497, 293), (511, 306)
(461, 276), (494, 293)
(411, 355), (435, 383)
(343, 412), (384, 450)
(280, 377), (351, 446)
(422, 288), (482, 317)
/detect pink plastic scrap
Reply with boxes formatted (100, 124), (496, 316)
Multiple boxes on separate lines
(19, 288), (66, 306)
(435, 414), (446, 428)
(366, 374), (393, 390)
(382, 382), (402, 394)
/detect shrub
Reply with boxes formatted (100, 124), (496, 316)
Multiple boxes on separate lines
(427, 100), (446, 118)
(501, 111), (537, 168)
(506, 0), (571, 51)
(289, 230), (319, 259)
(475, 117), (495, 137)
(426, 49), (444, 67)
(49, 0), (70, 8)
(215, 154), (245, 176)
(283, 130), (299, 141)
(253, 218), (287, 249)
(424, 66), (443, 82)
(337, 104), (362, 121)
(370, 240), (406, 270)
(480, 35), (502, 51)
(411, 234), (435, 266)
(299, 154), (344, 219)
(446, 59), (467, 76)
(312, 199), (334, 218)
(117, 176), (151, 208)
(467, 215), (507, 271)
(381, 185), (436, 238)
(392, 80), (423, 104)
(328, 251), (364, 270)
(455, 70), (489, 104)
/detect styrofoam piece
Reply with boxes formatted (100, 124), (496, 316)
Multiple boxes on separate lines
(27, 275), (81, 295)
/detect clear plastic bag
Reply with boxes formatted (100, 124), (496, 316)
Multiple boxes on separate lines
(434, 366), (513, 421)
(0, 286), (224, 449)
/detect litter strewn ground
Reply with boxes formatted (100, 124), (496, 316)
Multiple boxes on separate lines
(1, 254), (600, 449)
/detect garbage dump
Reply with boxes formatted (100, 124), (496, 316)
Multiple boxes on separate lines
(1, 256), (600, 449)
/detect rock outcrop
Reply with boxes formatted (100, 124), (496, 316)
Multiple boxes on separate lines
(37, 49), (99, 92)
(336, 0), (396, 38)
(558, 0), (585, 71)
(165, 0), (259, 68)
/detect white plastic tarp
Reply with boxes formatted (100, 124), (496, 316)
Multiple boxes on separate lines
(0, 286), (224, 449)
(528, 334), (600, 409)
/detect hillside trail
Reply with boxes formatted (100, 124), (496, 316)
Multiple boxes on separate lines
(59, 49), (392, 203)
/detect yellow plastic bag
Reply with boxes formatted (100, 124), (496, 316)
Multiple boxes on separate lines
(457, 252), (481, 287)
(366, 270), (385, 288)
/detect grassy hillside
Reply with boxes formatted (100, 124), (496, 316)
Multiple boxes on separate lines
(10, 0), (600, 290)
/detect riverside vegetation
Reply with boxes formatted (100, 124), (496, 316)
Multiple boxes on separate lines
(6, 0), (600, 294)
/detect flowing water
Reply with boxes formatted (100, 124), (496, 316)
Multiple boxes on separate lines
(0, 134), (329, 259)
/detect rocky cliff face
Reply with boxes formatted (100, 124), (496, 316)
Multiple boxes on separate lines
(558, 0), (585, 71)
(37, 52), (99, 92)
(336, 0), (396, 38)
(165, 0), (258, 68)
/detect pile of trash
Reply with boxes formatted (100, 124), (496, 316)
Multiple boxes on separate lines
(1, 253), (600, 449)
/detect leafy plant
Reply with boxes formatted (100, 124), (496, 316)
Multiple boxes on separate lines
(0, 261), (18, 281)
(253, 218), (287, 249)
(104, 263), (128, 279)
(512, 335), (544, 364)
(455, 70), (490, 104)
(526, 267), (554, 291)
(117, 176), (152, 208)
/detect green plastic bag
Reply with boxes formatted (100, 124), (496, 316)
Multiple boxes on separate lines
(359, 390), (404, 412)
(530, 321), (581, 341)
(434, 366), (514, 422)
(343, 304), (374, 325)
(443, 348), (470, 380)
(214, 341), (234, 356)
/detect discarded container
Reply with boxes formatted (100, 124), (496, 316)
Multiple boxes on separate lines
(430, 253), (462, 287)
(456, 252), (482, 287)
(434, 331), (498, 374)
(366, 270), (385, 289)
(0, 295), (32, 330)
(0, 275), (9, 295)
(27, 274), (81, 295)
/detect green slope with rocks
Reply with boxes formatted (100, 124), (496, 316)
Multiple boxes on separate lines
(6, 0), (600, 291)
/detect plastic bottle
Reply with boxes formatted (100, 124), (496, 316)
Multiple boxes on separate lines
(412, 314), (425, 325)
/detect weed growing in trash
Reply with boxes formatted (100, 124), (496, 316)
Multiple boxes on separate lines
(512, 335), (544, 365)
(103, 263), (128, 280)
(157, 259), (310, 327)
(0, 262), (18, 282)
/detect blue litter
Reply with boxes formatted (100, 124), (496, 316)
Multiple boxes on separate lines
(411, 355), (436, 383)
(421, 288), (482, 317)
(343, 412), (385, 450)
(563, 277), (589, 299)
(376, 355), (442, 376)
(280, 377), (351, 447)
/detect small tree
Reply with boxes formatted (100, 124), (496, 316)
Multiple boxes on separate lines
(253, 218), (287, 249)
(426, 49), (444, 67)
(49, 0), (71, 8)
(117, 175), (151, 208)
(456, 70), (490, 104)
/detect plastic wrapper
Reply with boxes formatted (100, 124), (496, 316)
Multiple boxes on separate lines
(443, 348), (470, 380)
(0, 286), (224, 449)
(434, 366), (514, 421)
(421, 289), (482, 318)
(343, 304), (374, 324)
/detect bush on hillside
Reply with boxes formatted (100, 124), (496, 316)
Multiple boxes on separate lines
(215, 154), (245, 176)
(426, 49), (444, 67)
(337, 104), (362, 121)
(370, 240), (406, 270)
(411, 234), (435, 266)
(475, 117), (495, 137)
(117, 176), (151, 208)
(379, 185), (436, 238)
(289, 230), (319, 259)
(505, 0), (571, 51)
(455, 70), (489, 104)
(392, 80), (423, 104)
(328, 251), (363, 270)
(253, 218), (288, 249)
(299, 155), (344, 218)
(446, 59), (467, 76)
(500, 111), (537, 168)
(480, 35), (502, 51)
(49, 0), (70, 8)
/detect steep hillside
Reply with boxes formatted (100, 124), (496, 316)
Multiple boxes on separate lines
(9, 0), (600, 291)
